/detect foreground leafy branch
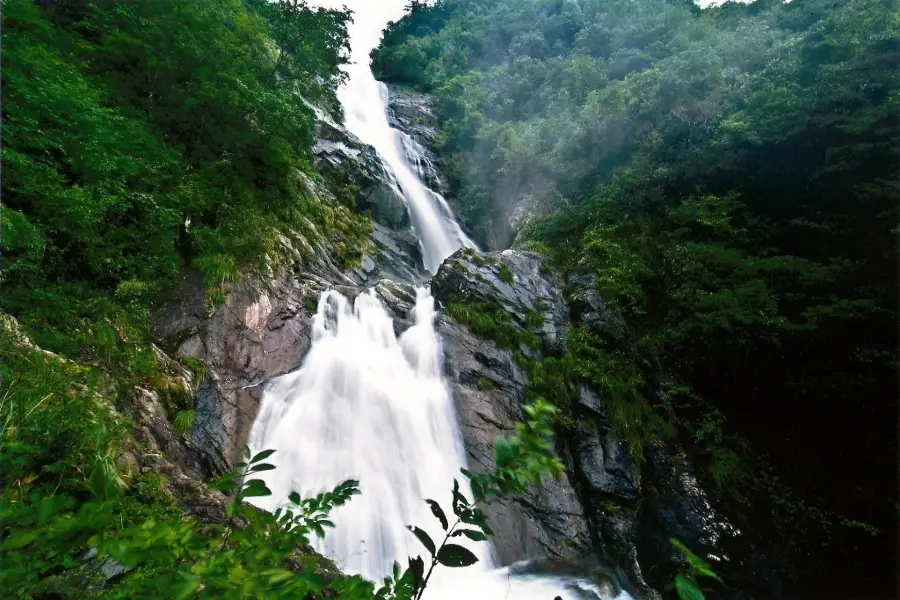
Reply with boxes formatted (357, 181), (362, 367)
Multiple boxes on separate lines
(375, 398), (565, 600)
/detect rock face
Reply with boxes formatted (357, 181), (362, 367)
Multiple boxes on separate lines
(433, 249), (593, 566)
(307, 97), (411, 231)
(431, 248), (773, 599)
(387, 85), (552, 251)
(152, 102), (429, 476)
(386, 85), (451, 198)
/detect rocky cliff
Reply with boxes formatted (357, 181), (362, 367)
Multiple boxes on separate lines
(133, 86), (777, 599)
(384, 88), (780, 598)
(147, 101), (432, 479)
(429, 248), (776, 599)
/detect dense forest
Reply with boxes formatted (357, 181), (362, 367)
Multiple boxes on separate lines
(372, 0), (898, 596)
(0, 0), (369, 596)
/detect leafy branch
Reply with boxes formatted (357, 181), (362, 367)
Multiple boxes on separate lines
(670, 538), (723, 600)
(378, 398), (564, 600)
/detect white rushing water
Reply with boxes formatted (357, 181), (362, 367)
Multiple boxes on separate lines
(314, 0), (475, 273)
(247, 2), (628, 598)
(249, 289), (624, 599)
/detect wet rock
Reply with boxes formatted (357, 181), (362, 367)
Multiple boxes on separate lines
(433, 249), (593, 565)
(374, 278), (419, 335)
(386, 85), (440, 150)
(80, 547), (130, 584)
(574, 422), (639, 503)
(128, 386), (206, 480)
(386, 85), (451, 196)
(431, 248), (779, 599)
(363, 223), (427, 286)
(433, 248), (568, 353)
(152, 270), (324, 475)
(313, 104), (410, 229)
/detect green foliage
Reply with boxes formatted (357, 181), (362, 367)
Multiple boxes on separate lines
(497, 264), (515, 284)
(1, 320), (125, 503)
(475, 377), (498, 391)
(1, 445), (365, 599)
(445, 299), (522, 350)
(465, 398), (565, 501)
(1, 0), (368, 378)
(670, 538), (722, 600)
(174, 410), (198, 436)
(179, 356), (209, 387)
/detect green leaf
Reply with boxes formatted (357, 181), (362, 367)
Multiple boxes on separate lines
(451, 479), (468, 515)
(408, 555), (425, 587)
(451, 528), (488, 542)
(251, 449), (276, 464)
(425, 499), (448, 530)
(264, 568), (295, 584)
(174, 410), (197, 435)
(212, 479), (238, 493)
(249, 463), (276, 473)
(175, 576), (201, 600)
(243, 445), (251, 460)
(288, 491), (302, 505)
(675, 575), (705, 600)
(1, 531), (38, 550)
(408, 526), (436, 556)
(436, 543), (479, 567)
(696, 565), (722, 582)
(241, 480), (272, 498)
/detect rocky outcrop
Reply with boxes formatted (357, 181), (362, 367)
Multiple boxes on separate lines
(151, 102), (431, 476)
(432, 249), (595, 566)
(431, 248), (772, 599)
(305, 97), (411, 231)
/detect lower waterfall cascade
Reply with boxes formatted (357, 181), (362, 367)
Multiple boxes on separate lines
(248, 289), (627, 599)
(247, 1), (630, 598)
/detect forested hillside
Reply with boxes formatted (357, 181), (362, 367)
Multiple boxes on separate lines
(0, 0), (371, 595)
(372, 0), (898, 596)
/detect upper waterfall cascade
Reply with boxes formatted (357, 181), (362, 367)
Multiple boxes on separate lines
(328, 1), (475, 274)
(248, 2), (628, 598)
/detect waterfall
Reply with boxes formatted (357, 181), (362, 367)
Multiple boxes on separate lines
(248, 288), (623, 599)
(248, 288), (475, 580)
(247, 2), (628, 598)
(325, 0), (476, 274)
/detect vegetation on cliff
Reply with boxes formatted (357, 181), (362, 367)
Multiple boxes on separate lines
(372, 0), (897, 595)
(0, 0), (368, 595)
(2, 0), (369, 362)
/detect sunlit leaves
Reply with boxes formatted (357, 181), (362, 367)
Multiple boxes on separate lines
(675, 575), (706, 600)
